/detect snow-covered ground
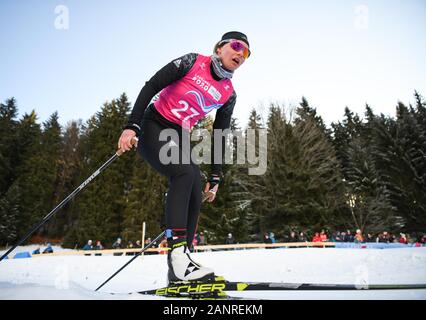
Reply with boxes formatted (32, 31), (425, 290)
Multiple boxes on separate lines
(1, 246), (426, 300)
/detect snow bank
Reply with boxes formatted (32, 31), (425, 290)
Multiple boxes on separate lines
(0, 244), (73, 258)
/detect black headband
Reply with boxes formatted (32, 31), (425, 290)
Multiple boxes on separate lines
(220, 31), (250, 48)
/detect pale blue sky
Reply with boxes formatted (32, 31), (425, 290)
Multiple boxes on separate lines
(1, 0), (425, 128)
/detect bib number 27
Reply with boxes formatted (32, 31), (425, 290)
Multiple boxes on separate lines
(171, 100), (200, 124)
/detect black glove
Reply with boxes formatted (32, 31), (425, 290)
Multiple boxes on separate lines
(123, 123), (141, 137)
(207, 174), (221, 192)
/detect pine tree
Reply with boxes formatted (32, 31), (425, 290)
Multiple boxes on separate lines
(254, 103), (293, 239)
(194, 114), (251, 244)
(122, 157), (167, 243)
(293, 100), (346, 230)
(0, 188), (19, 246)
(368, 97), (426, 232)
(3, 90), (424, 246)
(201, 116), (250, 244)
(47, 120), (84, 238)
(241, 108), (265, 240)
(0, 98), (19, 195)
(0, 98), (20, 246)
(299, 96), (329, 136)
(343, 134), (397, 233)
(7, 111), (45, 238)
(5, 111), (63, 240)
(247, 100), (347, 240)
(331, 107), (363, 178)
(65, 94), (135, 248)
(37, 112), (63, 236)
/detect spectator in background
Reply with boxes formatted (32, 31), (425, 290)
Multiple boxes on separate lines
(43, 243), (54, 254)
(312, 232), (322, 242)
(225, 233), (235, 245)
(192, 234), (198, 248)
(195, 233), (201, 246)
(414, 235), (424, 247)
(143, 237), (157, 255)
(330, 231), (343, 242)
(298, 232), (307, 242)
(145, 237), (157, 247)
(399, 233), (408, 244)
(320, 230), (328, 242)
(354, 229), (364, 243)
(94, 240), (104, 250)
(125, 240), (136, 256)
(135, 240), (142, 248)
(112, 238), (123, 256)
(377, 232), (390, 243)
(263, 233), (272, 244)
(112, 237), (122, 249)
(344, 230), (354, 242)
(366, 233), (375, 242)
(158, 238), (168, 254)
(198, 232), (207, 245)
(269, 232), (276, 243)
(187, 234), (198, 252)
(83, 240), (93, 250)
(288, 231), (298, 243)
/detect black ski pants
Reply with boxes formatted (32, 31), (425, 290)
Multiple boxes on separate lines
(137, 104), (202, 246)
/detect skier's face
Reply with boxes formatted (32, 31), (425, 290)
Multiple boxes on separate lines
(216, 40), (249, 71)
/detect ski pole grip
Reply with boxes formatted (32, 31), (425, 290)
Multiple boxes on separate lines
(202, 189), (215, 202)
(117, 137), (139, 156)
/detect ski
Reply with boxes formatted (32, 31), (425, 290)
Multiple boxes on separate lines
(135, 278), (426, 299)
(206, 281), (426, 291)
(136, 276), (238, 300)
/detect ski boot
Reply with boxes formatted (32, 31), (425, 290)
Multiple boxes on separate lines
(166, 230), (215, 285)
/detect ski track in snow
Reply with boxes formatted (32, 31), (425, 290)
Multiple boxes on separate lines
(1, 246), (426, 300)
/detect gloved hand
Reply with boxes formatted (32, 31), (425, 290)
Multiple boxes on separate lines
(203, 174), (221, 203)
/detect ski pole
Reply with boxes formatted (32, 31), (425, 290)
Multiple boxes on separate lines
(0, 138), (138, 262)
(95, 230), (165, 291)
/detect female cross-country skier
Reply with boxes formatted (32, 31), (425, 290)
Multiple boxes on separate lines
(118, 31), (250, 284)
